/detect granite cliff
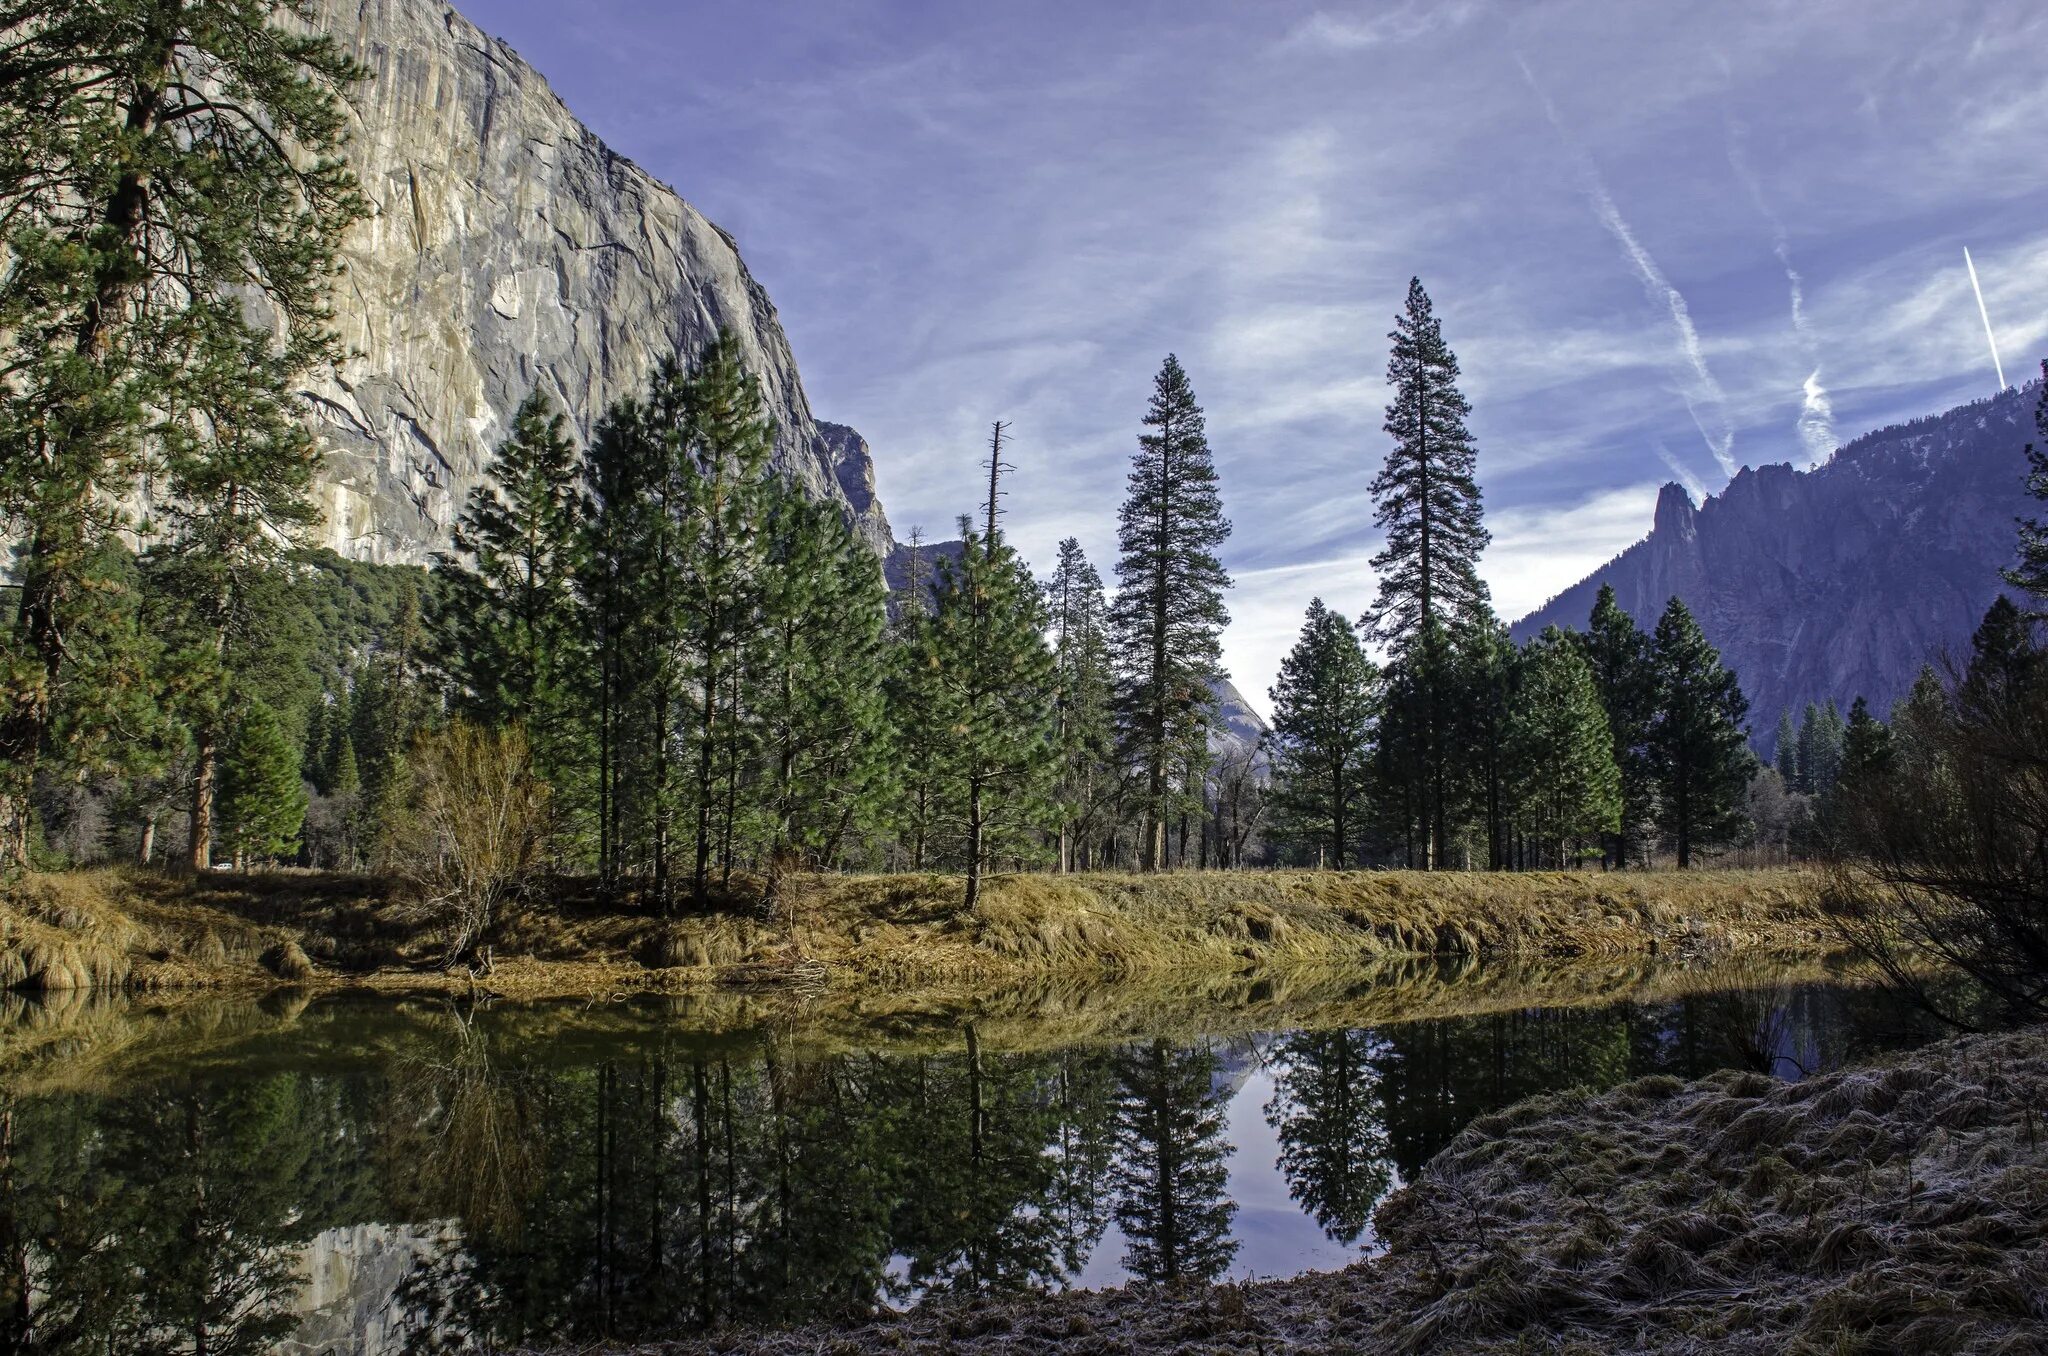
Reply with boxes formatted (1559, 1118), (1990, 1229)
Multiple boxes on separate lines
(1512, 380), (2044, 746)
(300, 0), (891, 561)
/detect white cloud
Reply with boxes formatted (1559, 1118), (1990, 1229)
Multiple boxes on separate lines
(1279, 4), (1481, 54)
(1485, 482), (1665, 625)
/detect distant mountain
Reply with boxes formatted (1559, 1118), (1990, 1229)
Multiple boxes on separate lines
(1512, 380), (2043, 748)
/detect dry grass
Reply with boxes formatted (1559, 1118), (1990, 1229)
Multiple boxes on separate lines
(0, 865), (1836, 1001)
(554, 1024), (2048, 1356)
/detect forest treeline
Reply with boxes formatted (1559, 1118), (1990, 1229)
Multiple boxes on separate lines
(4, 0), (2037, 943)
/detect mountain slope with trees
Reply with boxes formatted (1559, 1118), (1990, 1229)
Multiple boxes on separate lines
(1513, 379), (2045, 747)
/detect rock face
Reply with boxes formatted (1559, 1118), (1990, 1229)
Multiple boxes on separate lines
(302, 0), (890, 561)
(1512, 380), (2044, 748)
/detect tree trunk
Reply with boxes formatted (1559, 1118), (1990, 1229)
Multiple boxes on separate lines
(188, 728), (217, 872)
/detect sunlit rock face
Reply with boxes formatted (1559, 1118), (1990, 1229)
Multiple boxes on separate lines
(299, 0), (891, 561)
(288, 1221), (452, 1354)
(1513, 380), (2043, 748)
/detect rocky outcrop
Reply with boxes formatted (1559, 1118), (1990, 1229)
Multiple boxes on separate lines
(1513, 381), (2044, 746)
(301, 0), (890, 561)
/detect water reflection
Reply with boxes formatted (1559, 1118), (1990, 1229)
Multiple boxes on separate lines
(1, 979), (1945, 1353)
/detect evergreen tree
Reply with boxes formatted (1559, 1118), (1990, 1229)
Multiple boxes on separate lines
(1648, 599), (1753, 867)
(1267, 599), (1377, 868)
(2004, 362), (2048, 604)
(1507, 629), (1621, 866)
(1046, 538), (1115, 872)
(1455, 607), (1519, 869)
(1108, 355), (1232, 872)
(1577, 584), (1660, 867)
(219, 700), (308, 867)
(924, 521), (1060, 908)
(436, 390), (585, 774)
(1836, 696), (1893, 794)
(1795, 699), (1847, 796)
(0, 0), (366, 865)
(752, 493), (894, 895)
(675, 333), (777, 906)
(1773, 710), (1800, 787)
(885, 531), (946, 870)
(1366, 279), (1490, 868)
(1963, 594), (2040, 701)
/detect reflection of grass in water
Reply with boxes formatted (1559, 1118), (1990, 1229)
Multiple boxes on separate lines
(2, 951), (1884, 1097)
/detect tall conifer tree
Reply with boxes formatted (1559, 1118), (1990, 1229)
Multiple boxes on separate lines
(1046, 538), (1115, 872)
(1109, 356), (1232, 872)
(1366, 279), (1489, 868)
(925, 521), (1059, 908)
(0, 0), (366, 863)
(1577, 584), (1660, 867)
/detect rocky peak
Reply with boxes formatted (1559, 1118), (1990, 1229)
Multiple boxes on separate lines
(299, 0), (891, 562)
(1514, 380), (2043, 745)
(1652, 481), (1698, 540)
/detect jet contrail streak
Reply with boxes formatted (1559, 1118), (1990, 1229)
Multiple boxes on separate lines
(1964, 246), (2008, 391)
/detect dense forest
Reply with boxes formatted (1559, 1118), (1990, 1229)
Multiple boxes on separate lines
(0, 0), (2033, 932)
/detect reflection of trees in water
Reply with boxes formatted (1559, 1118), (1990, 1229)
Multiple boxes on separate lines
(2, 1075), (365, 1355)
(1263, 1029), (1392, 1244)
(1110, 1038), (1238, 1285)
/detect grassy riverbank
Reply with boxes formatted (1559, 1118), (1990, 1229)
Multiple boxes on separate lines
(0, 865), (1836, 998)
(573, 1022), (2048, 1356)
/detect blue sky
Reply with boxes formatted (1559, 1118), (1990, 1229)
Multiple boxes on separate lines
(463, 0), (2048, 713)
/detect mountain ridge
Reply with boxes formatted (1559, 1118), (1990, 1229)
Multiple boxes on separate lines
(1511, 379), (2043, 744)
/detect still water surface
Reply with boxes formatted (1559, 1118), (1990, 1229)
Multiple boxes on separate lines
(3, 975), (1942, 1353)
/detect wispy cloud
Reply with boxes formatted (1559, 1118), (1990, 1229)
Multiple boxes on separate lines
(1519, 54), (1737, 479)
(1278, 3), (1480, 54)
(1728, 122), (1837, 460)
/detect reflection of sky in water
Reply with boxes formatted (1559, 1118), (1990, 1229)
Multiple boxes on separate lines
(9, 978), (1950, 1353)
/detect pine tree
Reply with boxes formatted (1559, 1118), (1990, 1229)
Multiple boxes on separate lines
(220, 700), (309, 868)
(436, 389), (585, 764)
(0, 0), (366, 864)
(1963, 595), (2040, 701)
(1577, 584), (1660, 867)
(675, 333), (781, 906)
(1267, 599), (1377, 868)
(1109, 356), (1232, 872)
(1507, 630), (1621, 867)
(886, 534), (946, 871)
(1046, 538), (1115, 872)
(1455, 607), (1519, 869)
(1836, 696), (1892, 794)
(1366, 279), (1490, 868)
(925, 522), (1060, 909)
(2004, 362), (2048, 604)
(1648, 599), (1753, 867)
(752, 493), (894, 897)
(1795, 699), (1847, 796)
(1773, 710), (1799, 787)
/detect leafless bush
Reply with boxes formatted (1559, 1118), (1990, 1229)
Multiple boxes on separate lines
(400, 722), (550, 968)
(1824, 660), (2048, 1026)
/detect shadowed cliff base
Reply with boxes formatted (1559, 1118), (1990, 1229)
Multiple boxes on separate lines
(0, 867), (1839, 1000)
(533, 1022), (2048, 1356)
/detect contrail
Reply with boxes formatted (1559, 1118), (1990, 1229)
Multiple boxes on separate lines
(1729, 125), (1836, 461)
(1521, 55), (1736, 478)
(1964, 246), (2008, 391)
